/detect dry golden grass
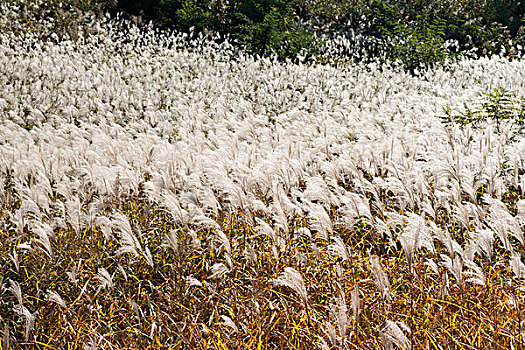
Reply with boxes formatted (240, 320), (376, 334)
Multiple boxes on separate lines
(1, 188), (524, 349)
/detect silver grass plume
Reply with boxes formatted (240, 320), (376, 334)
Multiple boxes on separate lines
(350, 285), (361, 322)
(470, 228), (494, 261)
(307, 202), (333, 240)
(13, 305), (35, 343)
(430, 222), (463, 258)
(46, 290), (67, 308)
(303, 176), (334, 207)
(30, 220), (54, 258)
(369, 255), (392, 305)
(65, 196), (82, 235)
(464, 259), (486, 286)
(9, 280), (22, 306)
(323, 321), (337, 347)
(219, 315), (239, 333)
(441, 254), (463, 287)
(329, 284), (348, 341)
(209, 263), (230, 279)
(95, 215), (113, 241)
(186, 276), (203, 288)
(269, 196), (289, 235)
(381, 320), (411, 350)
(161, 190), (191, 226)
(112, 212), (154, 267)
(161, 229), (179, 253)
(96, 267), (114, 290)
(19, 195), (42, 221)
(191, 214), (220, 231)
(484, 194), (523, 249)
(451, 203), (472, 230)
(327, 235), (350, 262)
(399, 213), (434, 272)
(510, 252), (525, 280)
(9, 249), (19, 274)
(113, 212), (141, 259)
(272, 267), (308, 305)
(516, 199), (525, 224)
(256, 218), (286, 256)
(338, 190), (372, 228)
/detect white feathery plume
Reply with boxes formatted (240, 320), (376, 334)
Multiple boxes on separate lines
(441, 254), (463, 287)
(327, 235), (350, 262)
(255, 218), (285, 255)
(329, 285), (348, 341)
(470, 228), (494, 261)
(96, 268), (114, 290)
(219, 315), (239, 333)
(484, 194), (523, 248)
(464, 259), (486, 286)
(209, 263), (230, 279)
(161, 190), (191, 226)
(307, 202), (333, 240)
(9, 249), (19, 273)
(429, 222), (463, 258)
(65, 196), (82, 234)
(9, 280), (23, 306)
(95, 215), (113, 241)
(214, 230), (232, 257)
(191, 214), (220, 231)
(350, 285), (361, 322)
(272, 267), (308, 305)
(374, 217), (393, 242)
(269, 196), (290, 235)
(369, 255), (392, 305)
(13, 305), (35, 343)
(383, 211), (407, 232)
(162, 229), (179, 253)
(247, 193), (269, 216)
(323, 321), (337, 347)
(112, 212), (141, 259)
(66, 260), (81, 286)
(46, 290), (67, 308)
(337, 189), (372, 226)
(516, 199), (525, 224)
(380, 320), (411, 350)
(398, 213), (434, 271)
(451, 203), (472, 230)
(19, 195), (42, 221)
(8, 209), (26, 235)
(302, 176), (334, 207)
(30, 220), (54, 258)
(186, 276), (203, 288)
(420, 199), (436, 220)
(84, 200), (101, 231)
(255, 218), (277, 241)
(425, 258), (440, 275)
(200, 188), (221, 216)
(382, 176), (414, 210)
(112, 212), (154, 266)
(510, 252), (525, 280)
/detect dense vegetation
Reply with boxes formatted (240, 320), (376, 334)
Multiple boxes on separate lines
(2, 1), (525, 349)
(6, 0), (525, 70)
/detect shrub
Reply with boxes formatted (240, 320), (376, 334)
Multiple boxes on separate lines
(379, 14), (457, 72)
(235, 1), (321, 60)
(442, 88), (525, 133)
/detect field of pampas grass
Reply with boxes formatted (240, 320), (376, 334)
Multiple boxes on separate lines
(1, 3), (525, 349)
